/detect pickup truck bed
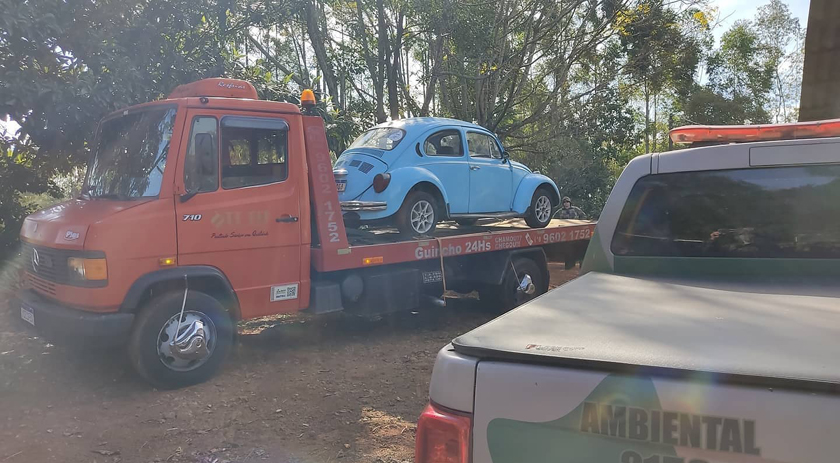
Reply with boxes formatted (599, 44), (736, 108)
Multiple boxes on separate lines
(453, 272), (840, 391)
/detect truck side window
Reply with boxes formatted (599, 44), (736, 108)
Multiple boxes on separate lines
(220, 116), (289, 189)
(466, 132), (502, 159)
(611, 165), (840, 258)
(183, 116), (219, 193)
(424, 130), (463, 156)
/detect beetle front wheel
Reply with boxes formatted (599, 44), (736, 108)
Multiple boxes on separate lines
(525, 187), (554, 228)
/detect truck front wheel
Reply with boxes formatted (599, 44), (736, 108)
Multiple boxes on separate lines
(128, 290), (234, 389)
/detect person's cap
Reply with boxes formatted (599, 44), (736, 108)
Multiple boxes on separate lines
(562, 196), (571, 202)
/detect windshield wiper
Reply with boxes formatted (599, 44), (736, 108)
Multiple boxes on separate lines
(91, 193), (130, 200)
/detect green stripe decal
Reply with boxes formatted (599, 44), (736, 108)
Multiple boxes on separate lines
(487, 374), (676, 463)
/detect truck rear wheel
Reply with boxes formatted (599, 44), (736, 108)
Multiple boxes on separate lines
(479, 256), (547, 312)
(128, 290), (234, 389)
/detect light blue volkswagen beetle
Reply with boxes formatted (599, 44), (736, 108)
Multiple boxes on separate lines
(334, 117), (560, 235)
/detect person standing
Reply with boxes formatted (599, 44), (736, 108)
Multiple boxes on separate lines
(554, 196), (587, 219)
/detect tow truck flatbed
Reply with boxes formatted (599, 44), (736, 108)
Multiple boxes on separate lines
(313, 219), (595, 271)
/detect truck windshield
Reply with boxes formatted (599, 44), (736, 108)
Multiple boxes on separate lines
(348, 127), (405, 151)
(84, 107), (178, 199)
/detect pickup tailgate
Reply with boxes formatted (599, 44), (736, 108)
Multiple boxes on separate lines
(453, 273), (840, 463)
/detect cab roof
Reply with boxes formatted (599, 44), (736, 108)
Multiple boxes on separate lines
(105, 78), (301, 119)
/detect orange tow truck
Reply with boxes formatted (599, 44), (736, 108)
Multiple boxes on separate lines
(12, 79), (594, 387)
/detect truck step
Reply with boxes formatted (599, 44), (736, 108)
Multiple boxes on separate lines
(307, 281), (344, 315)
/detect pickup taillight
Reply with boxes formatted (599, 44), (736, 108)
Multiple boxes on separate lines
(415, 402), (471, 463)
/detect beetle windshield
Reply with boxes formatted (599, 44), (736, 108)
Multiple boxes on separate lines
(348, 127), (405, 151)
(84, 106), (178, 199)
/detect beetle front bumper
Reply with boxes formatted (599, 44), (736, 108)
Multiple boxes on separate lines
(340, 201), (388, 212)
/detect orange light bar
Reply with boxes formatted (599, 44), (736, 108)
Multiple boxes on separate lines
(670, 119), (840, 145)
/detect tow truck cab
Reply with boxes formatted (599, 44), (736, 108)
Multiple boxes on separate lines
(18, 79), (312, 330)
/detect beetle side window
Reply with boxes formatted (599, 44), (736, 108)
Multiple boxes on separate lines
(467, 132), (502, 159)
(611, 165), (840, 258)
(423, 130), (463, 156)
(183, 116), (219, 194)
(221, 116), (289, 189)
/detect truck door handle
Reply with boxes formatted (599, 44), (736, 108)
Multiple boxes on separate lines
(276, 216), (299, 223)
(470, 165), (481, 171)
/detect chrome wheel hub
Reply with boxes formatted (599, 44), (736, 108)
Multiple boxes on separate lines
(158, 311), (217, 372)
(517, 274), (536, 295)
(535, 195), (551, 223)
(410, 200), (435, 234)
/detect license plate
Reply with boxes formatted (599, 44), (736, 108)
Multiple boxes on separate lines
(336, 181), (346, 192)
(20, 306), (35, 326)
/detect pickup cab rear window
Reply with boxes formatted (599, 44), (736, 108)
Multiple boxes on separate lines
(611, 165), (840, 258)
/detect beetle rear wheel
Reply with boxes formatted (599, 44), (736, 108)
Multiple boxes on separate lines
(396, 191), (438, 236)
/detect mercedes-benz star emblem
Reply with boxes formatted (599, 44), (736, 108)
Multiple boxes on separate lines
(32, 248), (40, 273)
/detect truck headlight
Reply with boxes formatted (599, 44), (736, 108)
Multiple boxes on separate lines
(68, 257), (108, 281)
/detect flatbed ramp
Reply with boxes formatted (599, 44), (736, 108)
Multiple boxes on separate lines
(312, 219), (595, 271)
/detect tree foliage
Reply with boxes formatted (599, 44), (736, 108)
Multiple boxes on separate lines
(0, 0), (806, 259)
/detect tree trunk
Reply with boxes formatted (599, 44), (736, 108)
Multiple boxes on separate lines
(644, 79), (650, 154)
(376, 0), (388, 122)
(387, 12), (404, 120)
(214, 0), (232, 77)
(356, 0), (385, 122)
(420, 36), (443, 116)
(304, 0), (339, 101)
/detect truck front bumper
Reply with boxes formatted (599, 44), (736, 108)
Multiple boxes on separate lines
(12, 289), (134, 345)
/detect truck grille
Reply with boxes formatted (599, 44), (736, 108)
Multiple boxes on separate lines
(21, 243), (72, 285)
(26, 273), (57, 296)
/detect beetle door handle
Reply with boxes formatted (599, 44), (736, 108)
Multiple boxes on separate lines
(276, 216), (299, 223)
(470, 165), (481, 171)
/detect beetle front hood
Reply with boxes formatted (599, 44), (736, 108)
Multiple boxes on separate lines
(334, 149), (389, 199)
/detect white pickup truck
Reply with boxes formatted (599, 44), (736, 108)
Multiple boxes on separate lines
(415, 120), (840, 463)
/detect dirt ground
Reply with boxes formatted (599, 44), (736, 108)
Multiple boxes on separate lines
(0, 263), (579, 463)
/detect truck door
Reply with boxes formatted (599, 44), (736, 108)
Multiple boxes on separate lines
(175, 111), (303, 318)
